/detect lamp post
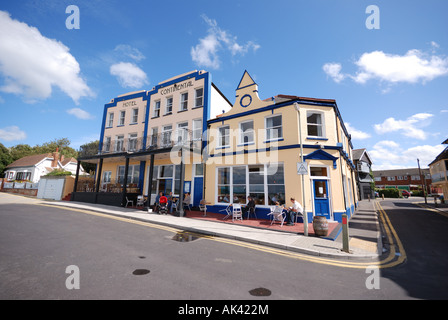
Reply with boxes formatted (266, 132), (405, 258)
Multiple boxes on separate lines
(294, 103), (308, 236)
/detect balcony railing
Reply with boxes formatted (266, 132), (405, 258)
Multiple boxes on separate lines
(88, 130), (202, 157)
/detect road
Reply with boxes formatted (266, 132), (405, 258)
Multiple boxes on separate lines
(0, 193), (447, 303)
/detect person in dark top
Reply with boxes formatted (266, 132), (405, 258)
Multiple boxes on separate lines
(242, 196), (256, 218)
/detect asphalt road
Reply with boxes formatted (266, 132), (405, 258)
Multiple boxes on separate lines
(0, 194), (447, 302)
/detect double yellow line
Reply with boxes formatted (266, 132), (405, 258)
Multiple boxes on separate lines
(39, 201), (406, 269)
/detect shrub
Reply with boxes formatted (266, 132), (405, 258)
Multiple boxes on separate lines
(377, 188), (400, 198)
(45, 169), (72, 176)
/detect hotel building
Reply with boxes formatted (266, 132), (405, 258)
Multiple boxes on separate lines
(72, 70), (231, 209)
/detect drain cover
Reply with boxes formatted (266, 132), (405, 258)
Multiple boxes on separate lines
(249, 288), (271, 297)
(132, 269), (150, 275)
(172, 231), (199, 242)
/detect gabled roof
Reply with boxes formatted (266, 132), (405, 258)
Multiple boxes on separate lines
(352, 148), (373, 164)
(6, 153), (53, 169)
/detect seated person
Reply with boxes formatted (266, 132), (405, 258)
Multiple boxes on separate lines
(153, 191), (163, 212)
(287, 197), (303, 226)
(183, 192), (191, 210)
(158, 194), (168, 213)
(242, 196), (256, 218)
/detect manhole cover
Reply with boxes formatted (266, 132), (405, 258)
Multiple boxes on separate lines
(132, 269), (150, 275)
(249, 288), (271, 297)
(172, 231), (199, 242)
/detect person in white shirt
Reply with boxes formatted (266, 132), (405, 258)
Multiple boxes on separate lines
(287, 197), (303, 226)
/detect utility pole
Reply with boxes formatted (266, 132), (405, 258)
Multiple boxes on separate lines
(417, 158), (427, 204)
(294, 103), (308, 236)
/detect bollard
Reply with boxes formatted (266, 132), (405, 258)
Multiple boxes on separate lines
(342, 214), (350, 253)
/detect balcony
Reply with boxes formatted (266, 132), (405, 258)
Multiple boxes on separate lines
(357, 162), (371, 174)
(431, 172), (447, 183)
(96, 130), (202, 156)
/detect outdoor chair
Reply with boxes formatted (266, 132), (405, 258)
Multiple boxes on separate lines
(199, 199), (207, 216)
(220, 204), (232, 220)
(246, 206), (257, 220)
(136, 195), (145, 208)
(268, 206), (285, 227)
(232, 204), (243, 222)
(125, 197), (134, 208)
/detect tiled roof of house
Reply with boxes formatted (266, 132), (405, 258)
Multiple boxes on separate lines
(6, 153), (53, 169)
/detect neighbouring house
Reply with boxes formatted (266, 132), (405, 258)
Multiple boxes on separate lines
(353, 148), (374, 200)
(4, 151), (85, 183)
(429, 138), (448, 199)
(373, 168), (432, 194)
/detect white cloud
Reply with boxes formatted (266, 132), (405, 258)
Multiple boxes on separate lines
(370, 140), (445, 170)
(0, 11), (94, 104)
(113, 44), (145, 62)
(67, 108), (94, 120)
(374, 113), (433, 140)
(323, 63), (345, 83)
(110, 62), (148, 88)
(0, 125), (26, 141)
(191, 15), (260, 69)
(324, 47), (448, 86)
(345, 122), (371, 140)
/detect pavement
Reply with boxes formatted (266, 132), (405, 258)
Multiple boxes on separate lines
(0, 192), (384, 261)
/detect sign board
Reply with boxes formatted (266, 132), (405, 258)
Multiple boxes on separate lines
(297, 162), (308, 175)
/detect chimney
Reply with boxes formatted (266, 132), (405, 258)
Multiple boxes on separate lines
(52, 151), (59, 168)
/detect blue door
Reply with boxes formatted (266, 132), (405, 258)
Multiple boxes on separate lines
(193, 177), (203, 207)
(313, 180), (331, 220)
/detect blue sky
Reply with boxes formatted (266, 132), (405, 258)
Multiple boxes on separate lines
(0, 0), (447, 169)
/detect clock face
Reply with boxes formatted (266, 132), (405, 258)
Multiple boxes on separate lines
(240, 94), (252, 108)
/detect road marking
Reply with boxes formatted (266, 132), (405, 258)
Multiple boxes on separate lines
(413, 202), (448, 218)
(37, 201), (406, 269)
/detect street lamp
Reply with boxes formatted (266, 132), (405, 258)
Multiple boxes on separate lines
(294, 103), (308, 236)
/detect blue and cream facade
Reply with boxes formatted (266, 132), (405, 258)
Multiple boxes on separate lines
(204, 71), (358, 222)
(73, 70), (231, 207)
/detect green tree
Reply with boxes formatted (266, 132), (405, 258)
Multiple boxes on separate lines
(9, 144), (33, 161)
(34, 138), (78, 158)
(0, 143), (13, 177)
(78, 140), (99, 174)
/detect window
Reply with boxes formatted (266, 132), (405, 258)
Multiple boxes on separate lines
(216, 164), (285, 206)
(195, 88), (204, 108)
(265, 115), (282, 141)
(195, 163), (204, 176)
(16, 172), (31, 181)
(218, 125), (230, 147)
(131, 108), (138, 123)
(239, 120), (254, 144)
(103, 137), (111, 152)
(374, 177), (382, 181)
(107, 112), (114, 127)
(307, 112), (324, 137)
(387, 176), (395, 181)
(117, 165), (140, 185)
(267, 164), (285, 205)
(192, 119), (202, 141)
(176, 122), (188, 145)
(180, 92), (188, 111)
(119, 111), (125, 126)
(411, 175), (420, 180)
(310, 167), (328, 177)
(149, 127), (158, 147)
(128, 133), (138, 151)
(161, 125), (172, 147)
(115, 135), (124, 152)
(102, 171), (111, 184)
(232, 166), (247, 204)
(217, 167), (230, 203)
(153, 100), (160, 118)
(397, 176), (404, 181)
(165, 97), (173, 114)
